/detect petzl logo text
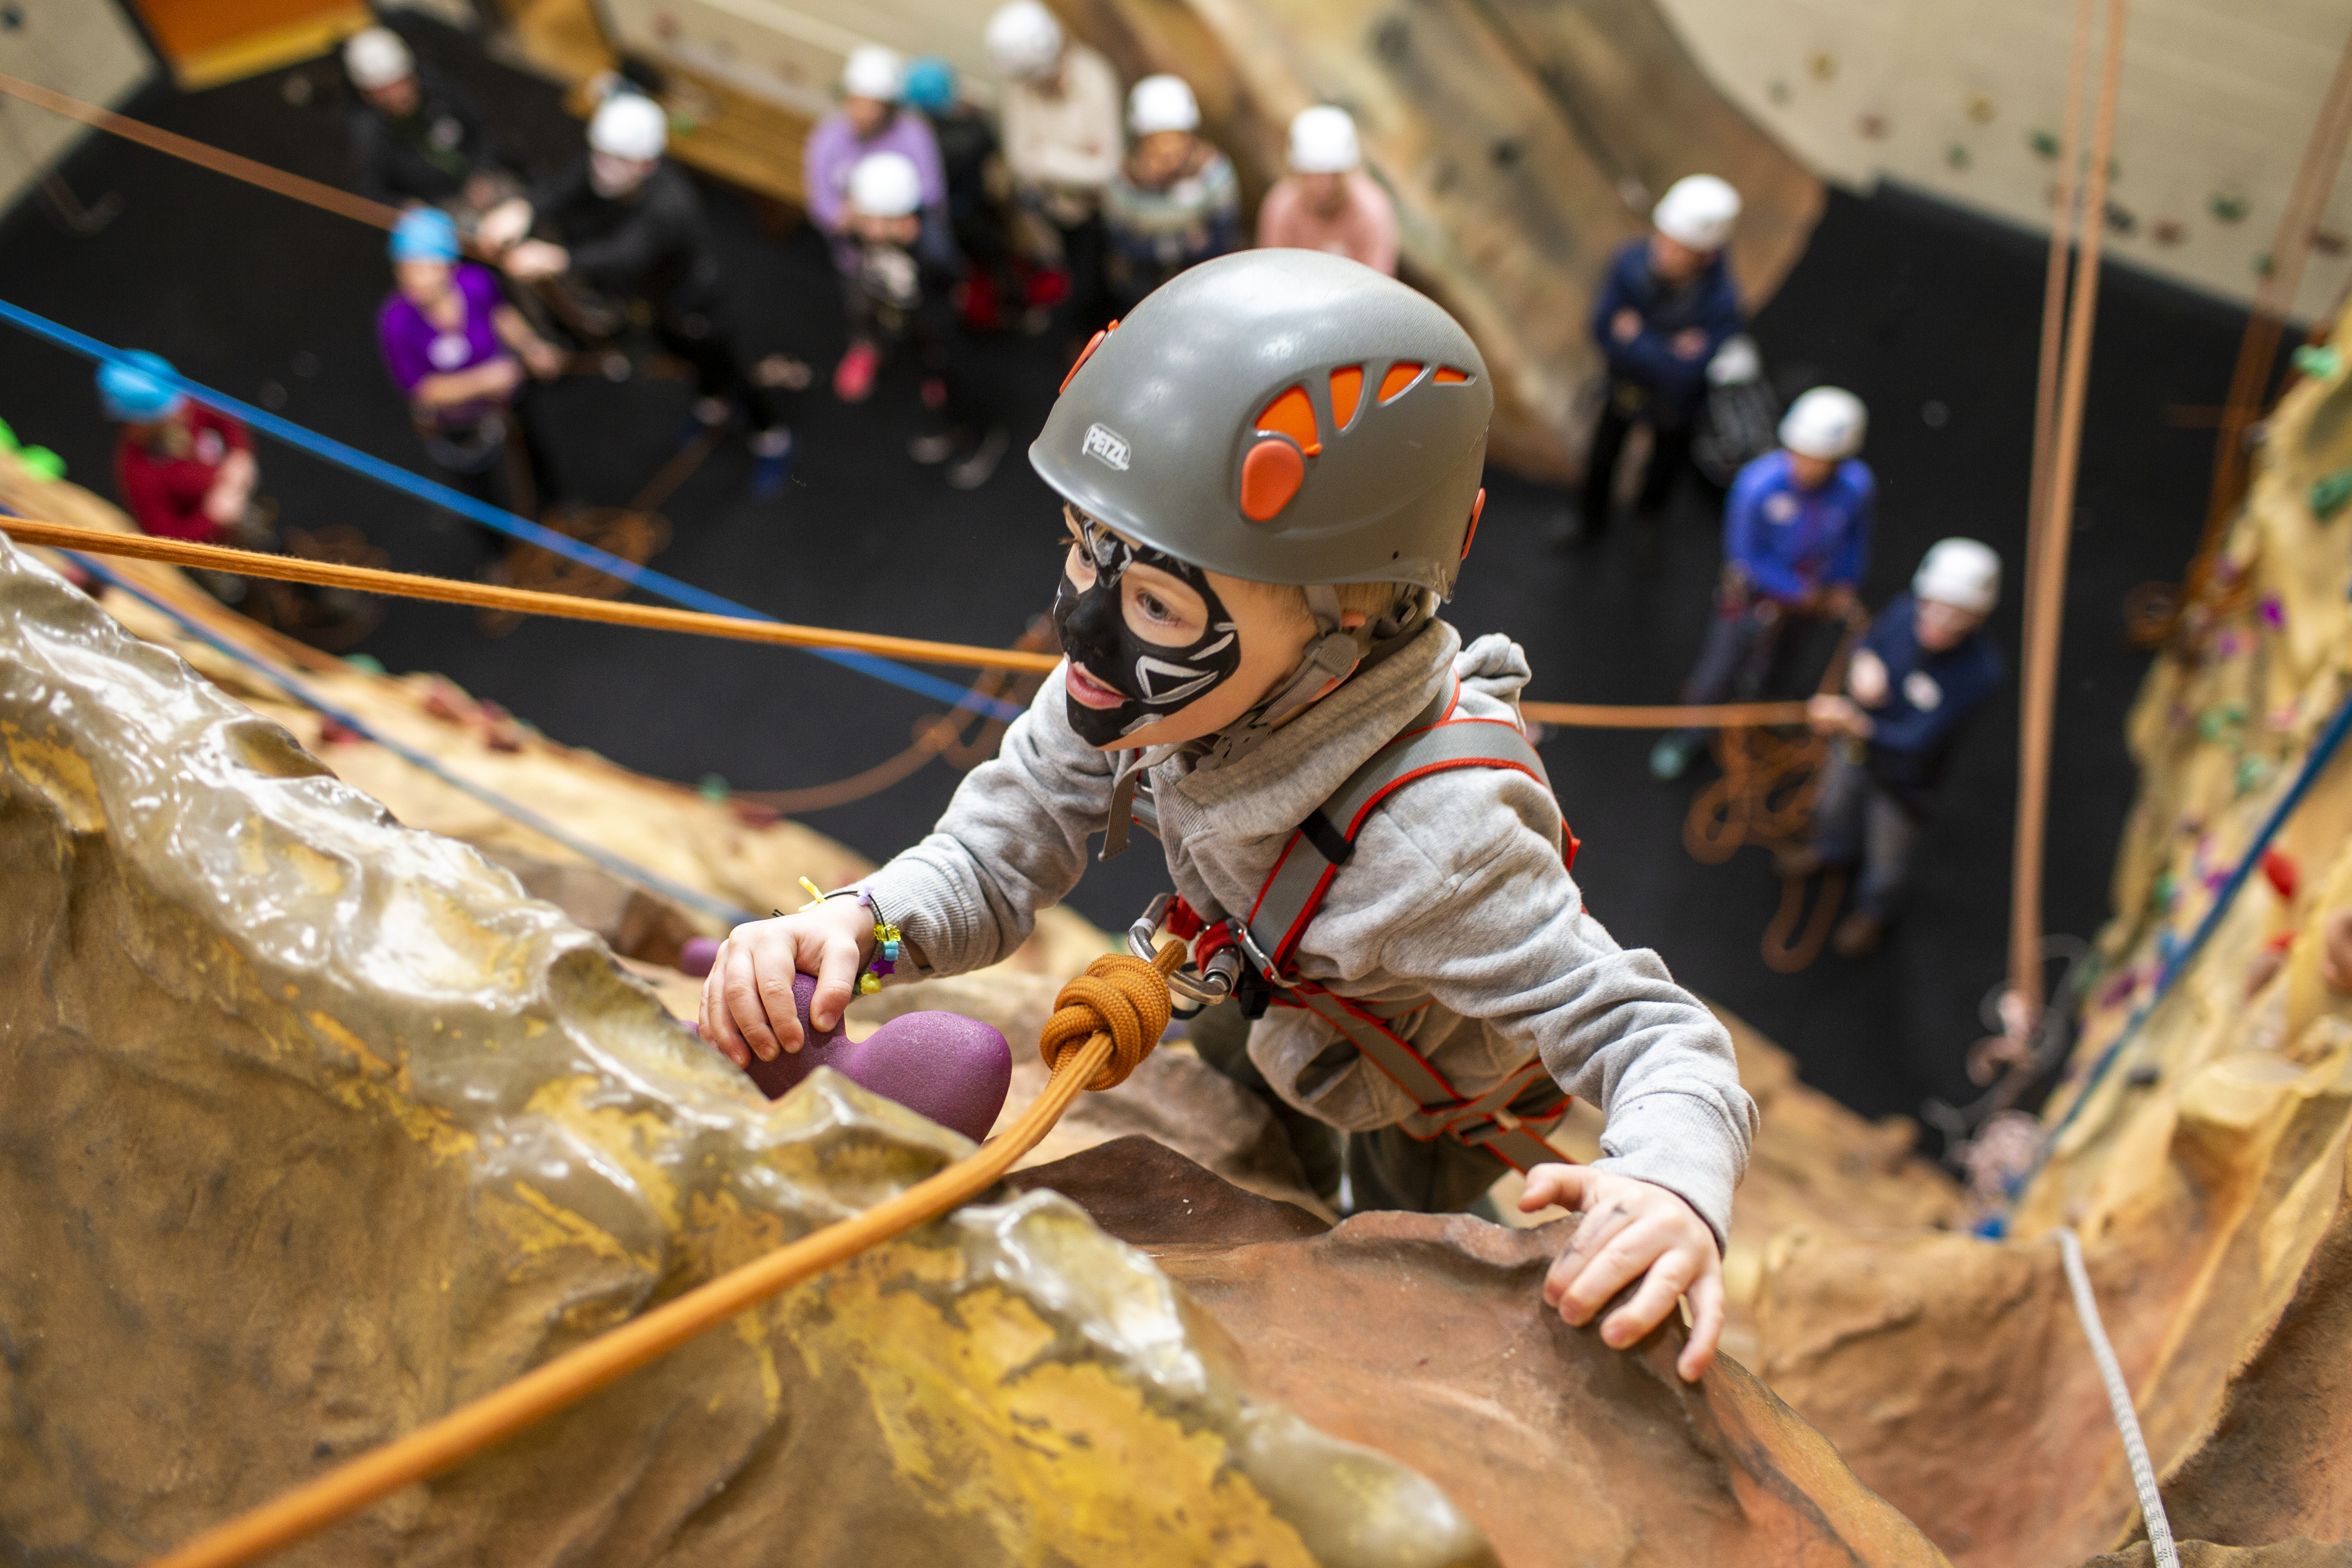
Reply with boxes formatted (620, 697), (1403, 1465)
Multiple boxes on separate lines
(1082, 423), (1132, 471)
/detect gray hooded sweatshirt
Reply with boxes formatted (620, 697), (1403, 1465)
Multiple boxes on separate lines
(862, 619), (1757, 1242)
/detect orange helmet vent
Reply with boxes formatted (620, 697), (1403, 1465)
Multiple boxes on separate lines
(1240, 440), (1306, 521)
(1328, 365), (1364, 429)
(1433, 367), (1472, 384)
(1378, 361), (1424, 402)
(1255, 385), (1322, 455)
(1059, 318), (1120, 393)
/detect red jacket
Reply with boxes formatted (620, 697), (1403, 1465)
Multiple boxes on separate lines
(114, 406), (251, 543)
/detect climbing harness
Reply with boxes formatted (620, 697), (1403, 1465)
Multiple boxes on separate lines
(140, 946), (1187, 1568)
(1126, 678), (1578, 1175)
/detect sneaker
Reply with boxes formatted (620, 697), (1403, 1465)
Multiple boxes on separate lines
(907, 430), (961, 466)
(1649, 732), (1700, 781)
(1832, 911), (1886, 959)
(751, 353), (813, 390)
(748, 428), (795, 498)
(946, 426), (1009, 490)
(833, 341), (879, 403)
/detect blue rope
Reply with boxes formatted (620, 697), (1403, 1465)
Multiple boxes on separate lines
(0, 295), (1026, 723)
(69, 551), (761, 929)
(2047, 681), (2352, 1141)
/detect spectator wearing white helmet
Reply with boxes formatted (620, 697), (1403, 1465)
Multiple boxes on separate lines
(1787, 539), (2008, 957)
(1254, 106), (1398, 276)
(839, 152), (1010, 490)
(1564, 172), (1747, 546)
(340, 26), (510, 213)
(1102, 75), (1238, 308)
(483, 89), (797, 496)
(1651, 386), (1877, 783)
(988, 1), (1122, 342)
(804, 46), (948, 402)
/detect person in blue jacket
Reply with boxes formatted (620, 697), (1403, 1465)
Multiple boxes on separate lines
(1651, 386), (1875, 780)
(1563, 174), (1745, 545)
(1785, 539), (2007, 957)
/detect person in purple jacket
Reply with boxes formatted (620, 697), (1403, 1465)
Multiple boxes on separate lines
(1562, 174), (1745, 546)
(376, 208), (564, 565)
(804, 46), (947, 404)
(1652, 386), (1874, 781)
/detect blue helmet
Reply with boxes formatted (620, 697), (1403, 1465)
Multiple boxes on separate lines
(390, 207), (461, 263)
(97, 351), (186, 423)
(902, 55), (956, 114)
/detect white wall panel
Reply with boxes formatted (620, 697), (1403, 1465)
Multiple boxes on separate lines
(0, 3), (154, 218)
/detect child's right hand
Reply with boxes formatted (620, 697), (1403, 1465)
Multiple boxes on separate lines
(698, 898), (877, 1068)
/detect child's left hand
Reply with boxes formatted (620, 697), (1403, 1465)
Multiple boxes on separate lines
(1518, 1165), (1725, 1383)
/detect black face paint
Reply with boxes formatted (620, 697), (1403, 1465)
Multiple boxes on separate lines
(1051, 515), (1242, 747)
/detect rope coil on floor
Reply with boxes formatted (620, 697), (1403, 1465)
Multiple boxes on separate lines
(143, 943), (1185, 1568)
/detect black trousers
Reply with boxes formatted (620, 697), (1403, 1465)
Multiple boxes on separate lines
(417, 396), (559, 560)
(655, 310), (781, 433)
(1050, 212), (1111, 345)
(1580, 387), (1695, 534)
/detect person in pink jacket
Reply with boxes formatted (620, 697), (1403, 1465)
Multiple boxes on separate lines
(1254, 107), (1398, 276)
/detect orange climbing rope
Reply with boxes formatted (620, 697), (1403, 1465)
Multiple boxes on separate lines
(0, 514), (1811, 730)
(143, 944), (1186, 1568)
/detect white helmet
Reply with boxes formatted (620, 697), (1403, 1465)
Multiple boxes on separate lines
(1128, 74), (1200, 135)
(588, 92), (668, 160)
(985, 1), (1064, 80)
(1780, 386), (1867, 460)
(1288, 106), (1360, 173)
(344, 27), (414, 92)
(1653, 173), (1741, 251)
(849, 150), (924, 218)
(1913, 539), (2001, 615)
(842, 44), (904, 102)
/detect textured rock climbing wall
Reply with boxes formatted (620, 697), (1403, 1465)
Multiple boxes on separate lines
(1062, 0), (1823, 478)
(1754, 303), (2352, 1566)
(0, 536), (1491, 1568)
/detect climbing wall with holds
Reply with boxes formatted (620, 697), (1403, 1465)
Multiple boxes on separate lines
(1749, 294), (2352, 1568)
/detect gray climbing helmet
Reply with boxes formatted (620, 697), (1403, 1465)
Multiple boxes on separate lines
(1031, 250), (1493, 598)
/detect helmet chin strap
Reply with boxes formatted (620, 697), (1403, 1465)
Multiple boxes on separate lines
(1096, 587), (1436, 859)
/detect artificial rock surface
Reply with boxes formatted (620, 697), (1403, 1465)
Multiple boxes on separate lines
(1753, 297), (2352, 1566)
(0, 535), (1964, 1566)
(0, 536), (1489, 1568)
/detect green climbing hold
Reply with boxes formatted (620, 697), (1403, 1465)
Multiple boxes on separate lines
(0, 418), (17, 452)
(2197, 703), (2245, 742)
(2292, 343), (2342, 381)
(16, 446), (64, 481)
(698, 772), (730, 802)
(343, 652), (387, 674)
(2152, 871), (2175, 908)
(2237, 754), (2273, 795)
(2312, 468), (2352, 522)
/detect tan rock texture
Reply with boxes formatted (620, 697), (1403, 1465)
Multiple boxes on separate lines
(1014, 1136), (1951, 1567)
(1060, 0), (1823, 478)
(0, 536), (1494, 1568)
(1752, 299), (2352, 1565)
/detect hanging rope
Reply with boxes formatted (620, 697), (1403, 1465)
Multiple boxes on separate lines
(2054, 1228), (2180, 1566)
(0, 513), (1815, 731)
(2010, 0), (2131, 1031)
(143, 942), (1186, 1568)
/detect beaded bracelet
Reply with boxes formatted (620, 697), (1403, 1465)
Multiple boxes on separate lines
(795, 877), (903, 995)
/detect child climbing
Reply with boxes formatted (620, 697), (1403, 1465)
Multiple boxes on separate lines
(698, 251), (1755, 1382)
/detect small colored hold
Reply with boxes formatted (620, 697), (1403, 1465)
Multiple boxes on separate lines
(698, 773), (730, 803)
(2259, 596), (2286, 627)
(18, 446), (64, 480)
(2260, 847), (2299, 902)
(2236, 754), (2272, 794)
(0, 417), (15, 451)
(2310, 468), (2352, 521)
(344, 652), (387, 674)
(2290, 343), (2341, 381)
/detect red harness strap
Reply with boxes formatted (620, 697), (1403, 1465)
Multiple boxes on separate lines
(1234, 680), (1581, 1175)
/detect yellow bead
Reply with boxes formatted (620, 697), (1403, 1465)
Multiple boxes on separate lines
(858, 973), (881, 995)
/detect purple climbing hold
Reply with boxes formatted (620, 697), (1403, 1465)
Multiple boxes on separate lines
(679, 936), (722, 977)
(739, 971), (1012, 1142)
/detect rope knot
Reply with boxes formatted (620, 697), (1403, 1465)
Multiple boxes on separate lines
(1039, 947), (1179, 1090)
